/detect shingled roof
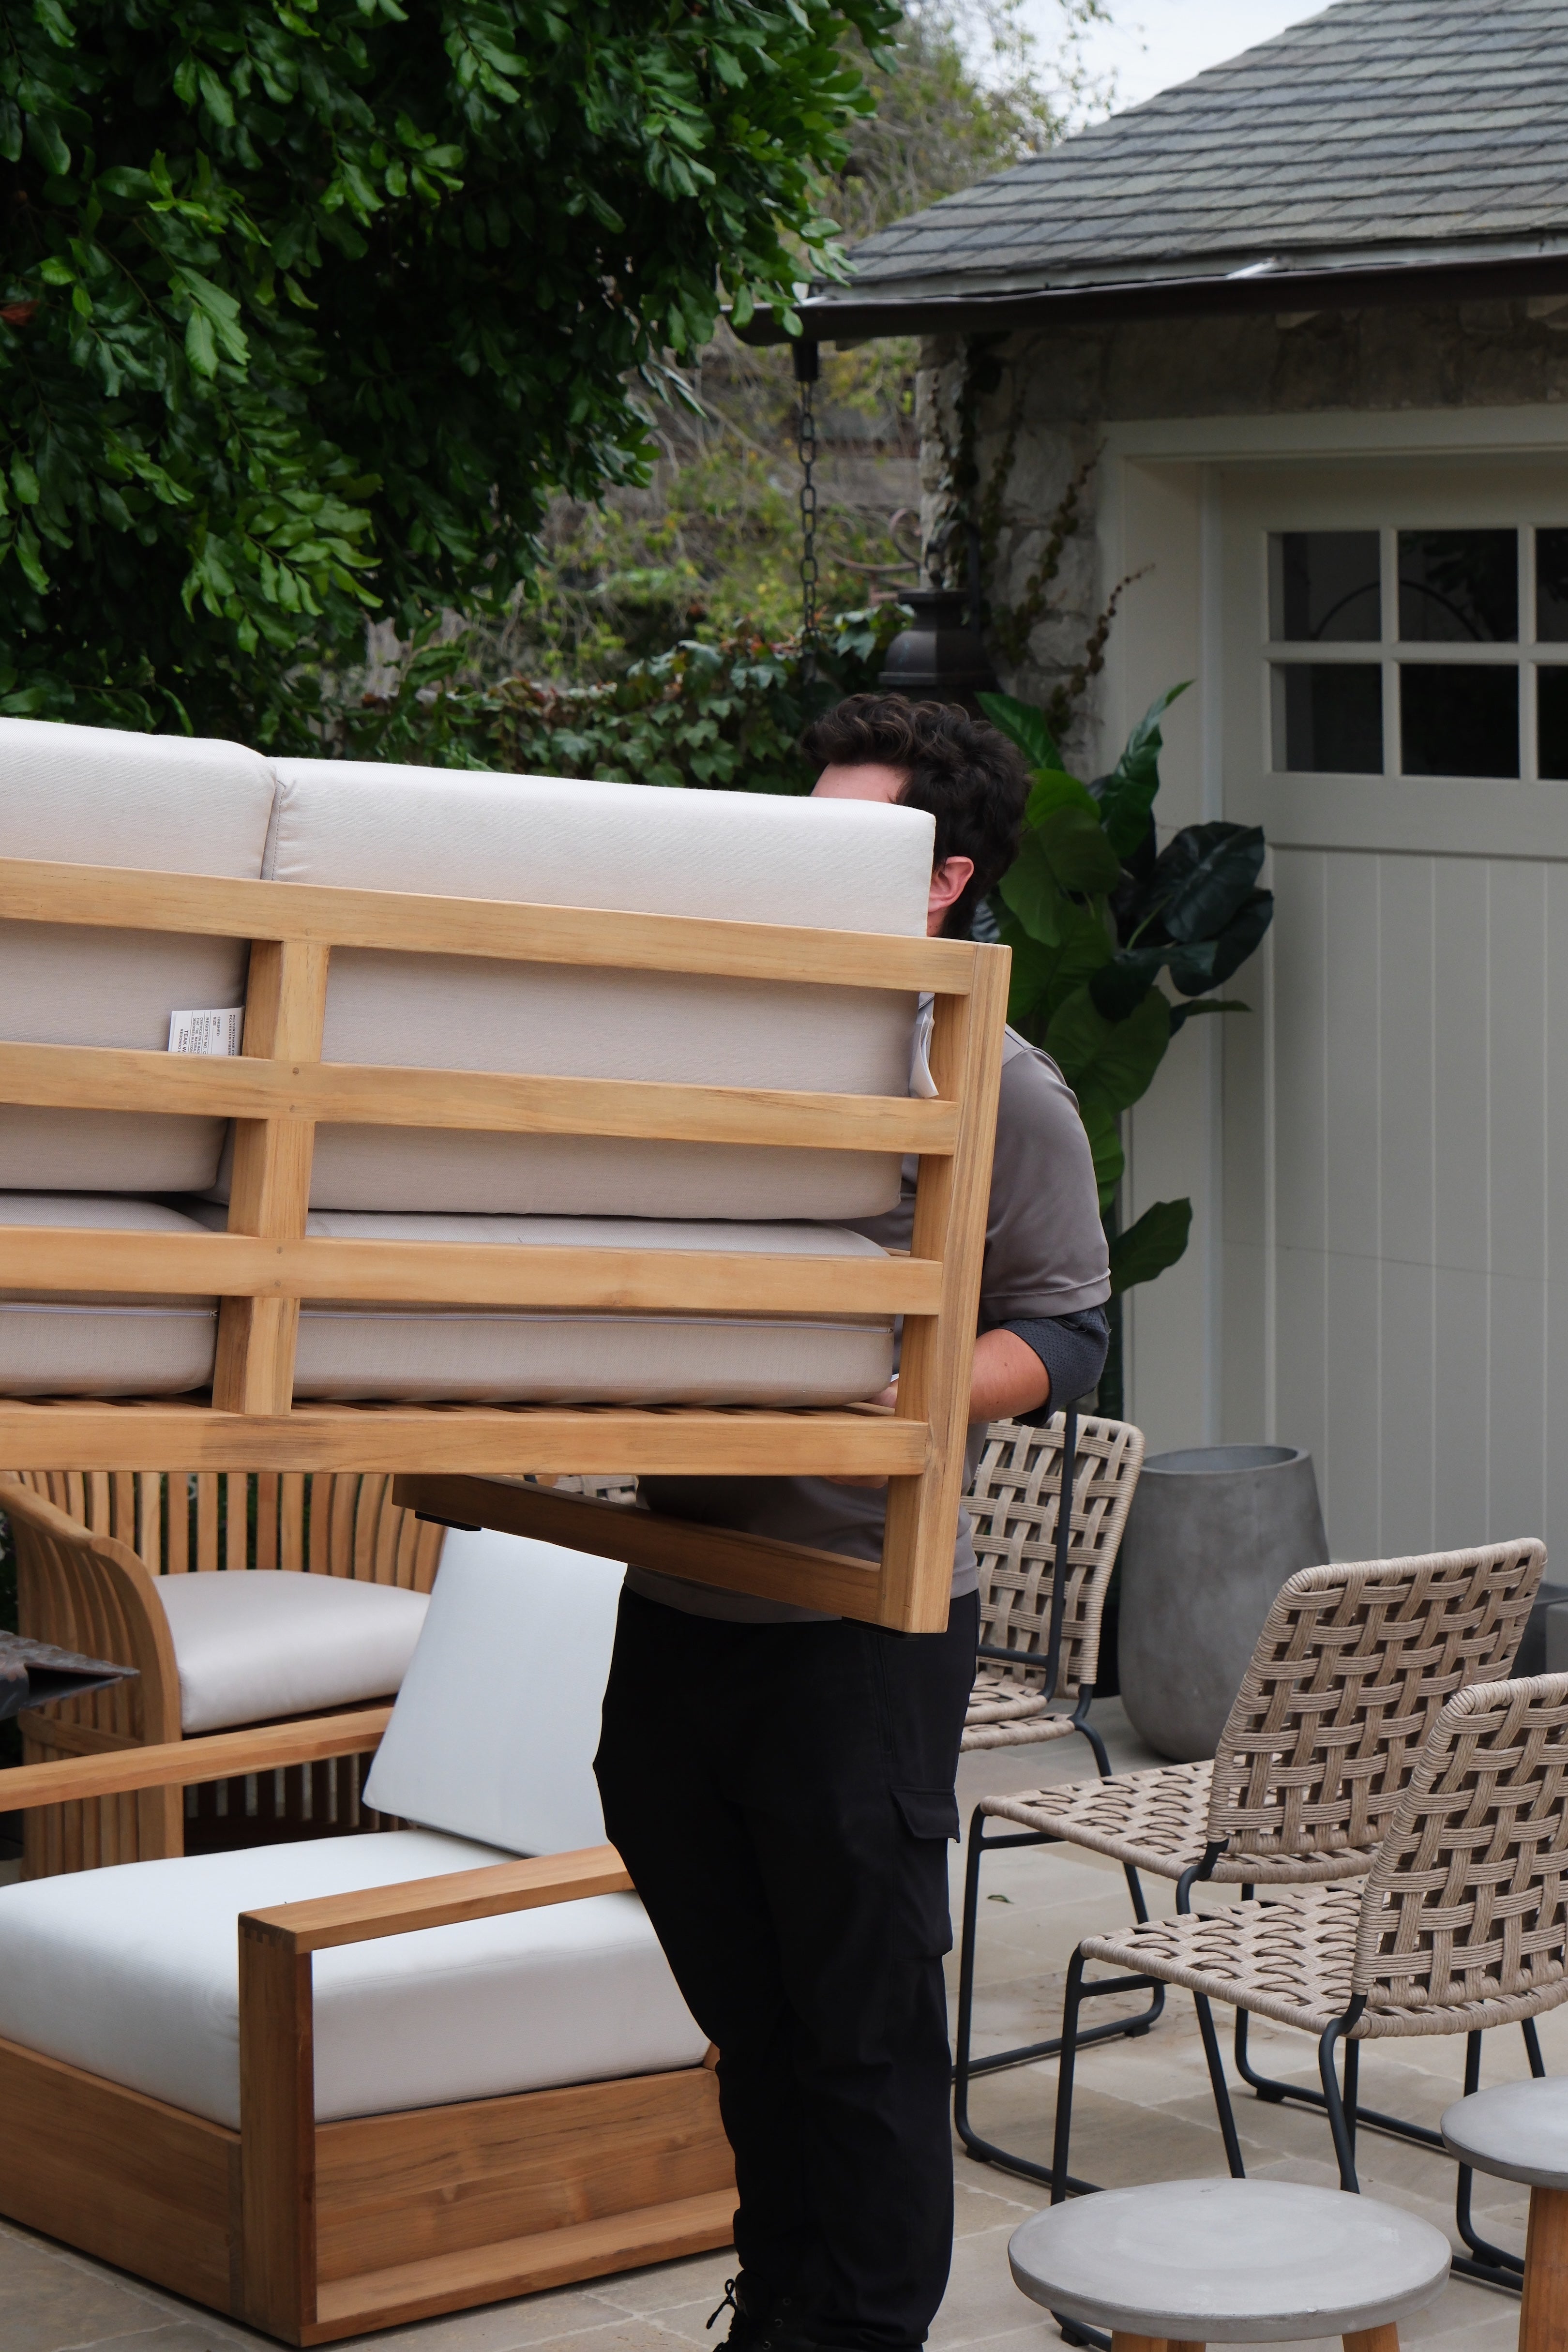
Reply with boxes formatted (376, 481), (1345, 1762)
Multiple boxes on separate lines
(792, 0), (1568, 338)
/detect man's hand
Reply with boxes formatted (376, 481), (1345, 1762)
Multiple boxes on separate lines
(827, 1330), (1052, 1486)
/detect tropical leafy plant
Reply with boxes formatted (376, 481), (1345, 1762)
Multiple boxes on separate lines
(980, 682), (1274, 1298)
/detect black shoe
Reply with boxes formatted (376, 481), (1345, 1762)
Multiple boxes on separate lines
(706, 2273), (818, 2352)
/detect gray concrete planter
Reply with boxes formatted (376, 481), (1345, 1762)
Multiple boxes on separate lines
(1117, 1444), (1329, 1762)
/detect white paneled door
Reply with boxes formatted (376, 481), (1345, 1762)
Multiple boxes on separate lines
(1217, 459), (1568, 1562)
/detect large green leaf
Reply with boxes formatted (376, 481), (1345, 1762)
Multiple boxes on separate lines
(1206, 887), (1274, 984)
(1089, 946), (1167, 1022)
(1045, 984), (1171, 1118)
(998, 831), (1066, 945)
(1025, 768), (1100, 827)
(1036, 802), (1123, 896)
(1079, 1100), (1125, 1211)
(1109, 1197), (1192, 1295)
(978, 689), (1061, 772)
(1095, 683), (1190, 857)
(1157, 823), (1267, 943)
(1000, 905), (1110, 1032)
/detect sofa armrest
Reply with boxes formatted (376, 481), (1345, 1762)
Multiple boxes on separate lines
(0, 1705), (392, 1811)
(242, 1843), (633, 1955)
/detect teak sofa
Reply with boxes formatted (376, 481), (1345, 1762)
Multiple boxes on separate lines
(0, 1528), (735, 2342)
(0, 715), (1012, 1632)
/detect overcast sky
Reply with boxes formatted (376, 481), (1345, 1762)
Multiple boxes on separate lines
(1056, 0), (1331, 111)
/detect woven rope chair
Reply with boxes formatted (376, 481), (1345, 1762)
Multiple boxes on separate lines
(1, 1469), (445, 1876)
(954, 1541), (1546, 2186)
(963, 1412), (1144, 1757)
(1052, 1671), (1568, 2294)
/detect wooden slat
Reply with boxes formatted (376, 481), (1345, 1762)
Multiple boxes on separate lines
(308, 2186), (735, 2342)
(240, 1916), (317, 2338)
(214, 938), (330, 1417)
(0, 1040), (959, 1156)
(249, 1844), (634, 1955)
(394, 1477), (888, 1622)
(0, 853), (974, 994)
(0, 1400), (929, 1478)
(0, 1226), (941, 1315)
(0, 2032), (239, 2316)
(0, 1707), (392, 1811)
(315, 2064), (730, 2283)
(880, 946), (1013, 1631)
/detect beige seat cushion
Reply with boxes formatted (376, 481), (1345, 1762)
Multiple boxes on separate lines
(0, 1195), (216, 1395)
(154, 1569), (430, 1734)
(256, 761), (932, 1219)
(0, 719), (275, 1191)
(285, 1211), (894, 1404)
(0, 1831), (706, 2126)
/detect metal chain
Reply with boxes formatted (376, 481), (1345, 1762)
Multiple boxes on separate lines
(797, 372), (819, 649)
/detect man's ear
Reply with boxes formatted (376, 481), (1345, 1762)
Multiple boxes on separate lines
(927, 855), (976, 932)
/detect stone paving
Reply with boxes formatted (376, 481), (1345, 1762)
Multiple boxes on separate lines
(2, 1698), (1551, 2351)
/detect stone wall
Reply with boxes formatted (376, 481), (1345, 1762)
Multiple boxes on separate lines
(919, 296), (1568, 761)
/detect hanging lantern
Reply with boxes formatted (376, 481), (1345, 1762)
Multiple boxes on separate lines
(876, 586), (998, 713)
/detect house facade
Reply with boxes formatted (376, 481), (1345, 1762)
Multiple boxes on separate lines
(791, 0), (1568, 1564)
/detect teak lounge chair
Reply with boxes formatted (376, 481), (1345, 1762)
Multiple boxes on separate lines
(0, 1526), (734, 2343)
(0, 1468), (445, 1874)
(0, 717), (1010, 1632)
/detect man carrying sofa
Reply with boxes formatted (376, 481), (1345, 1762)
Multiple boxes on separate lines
(595, 695), (1111, 2352)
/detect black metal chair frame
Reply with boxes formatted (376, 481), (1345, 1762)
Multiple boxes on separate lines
(951, 1406), (1168, 2186)
(1042, 1840), (1547, 2323)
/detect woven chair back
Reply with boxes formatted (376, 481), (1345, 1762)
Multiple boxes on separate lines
(1207, 1541), (1545, 1869)
(1354, 1672), (1568, 2025)
(968, 1415), (1145, 1703)
(9, 1468), (443, 1590)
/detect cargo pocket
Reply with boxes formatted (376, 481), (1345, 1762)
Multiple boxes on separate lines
(891, 1786), (961, 1957)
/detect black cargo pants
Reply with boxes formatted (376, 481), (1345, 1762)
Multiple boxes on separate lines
(593, 1585), (978, 2352)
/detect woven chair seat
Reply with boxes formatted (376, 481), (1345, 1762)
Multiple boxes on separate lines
(965, 1666), (1059, 1725)
(981, 1761), (1378, 1885)
(1083, 1880), (1568, 2042)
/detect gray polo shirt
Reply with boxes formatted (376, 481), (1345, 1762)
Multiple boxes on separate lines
(630, 1028), (1112, 1623)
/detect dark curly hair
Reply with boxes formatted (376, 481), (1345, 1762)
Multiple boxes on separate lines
(800, 694), (1029, 936)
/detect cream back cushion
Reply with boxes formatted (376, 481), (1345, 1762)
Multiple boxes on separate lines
(364, 1528), (626, 1854)
(259, 761), (933, 1218)
(0, 1194), (216, 1395)
(0, 719), (275, 1190)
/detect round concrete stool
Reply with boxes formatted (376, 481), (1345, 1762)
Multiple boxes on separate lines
(1443, 2077), (1568, 2348)
(1008, 2178), (1451, 2352)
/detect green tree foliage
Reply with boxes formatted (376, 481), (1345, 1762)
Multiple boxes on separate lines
(980, 683), (1274, 1297)
(0, 0), (899, 738)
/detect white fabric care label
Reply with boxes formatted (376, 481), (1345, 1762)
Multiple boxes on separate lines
(909, 994), (939, 1098)
(168, 1007), (245, 1056)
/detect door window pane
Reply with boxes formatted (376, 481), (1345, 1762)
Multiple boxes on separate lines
(1271, 664), (1383, 773)
(1537, 530), (1568, 642)
(1539, 669), (1568, 779)
(1399, 664), (1519, 777)
(1268, 532), (1381, 641)
(1398, 530), (1518, 642)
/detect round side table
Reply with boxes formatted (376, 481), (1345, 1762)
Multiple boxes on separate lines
(1443, 2076), (1568, 2348)
(1008, 2177), (1451, 2352)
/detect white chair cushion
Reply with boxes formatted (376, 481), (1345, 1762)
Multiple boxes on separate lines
(364, 1529), (622, 1853)
(0, 1830), (705, 2126)
(154, 1570), (430, 1734)
(286, 1212), (893, 1405)
(0, 718), (275, 1191)
(0, 1195), (217, 1395)
(256, 761), (932, 1219)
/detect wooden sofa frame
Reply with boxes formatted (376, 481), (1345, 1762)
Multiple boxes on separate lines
(0, 855), (1010, 1631)
(0, 1469), (444, 1873)
(0, 1721), (734, 2343)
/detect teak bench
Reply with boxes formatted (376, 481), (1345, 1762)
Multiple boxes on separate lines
(0, 852), (1010, 1631)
